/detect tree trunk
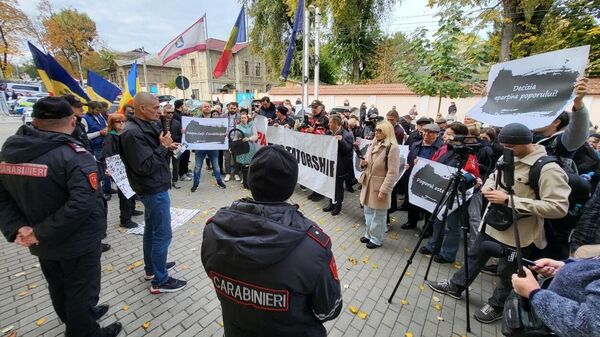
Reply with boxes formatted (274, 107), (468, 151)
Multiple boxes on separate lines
(499, 0), (518, 62)
(0, 26), (8, 77)
(352, 58), (360, 83)
(436, 94), (442, 118)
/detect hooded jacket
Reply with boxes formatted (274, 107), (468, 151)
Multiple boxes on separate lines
(201, 199), (342, 337)
(0, 126), (106, 259)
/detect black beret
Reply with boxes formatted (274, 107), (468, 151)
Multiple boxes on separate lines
(32, 97), (74, 119)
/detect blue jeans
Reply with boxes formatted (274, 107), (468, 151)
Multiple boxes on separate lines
(193, 150), (222, 187)
(363, 206), (387, 245)
(425, 206), (464, 262)
(93, 148), (111, 194)
(139, 191), (172, 286)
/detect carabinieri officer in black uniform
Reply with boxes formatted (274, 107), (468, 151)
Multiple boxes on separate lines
(202, 145), (342, 337)
(0, 97), (122, 337)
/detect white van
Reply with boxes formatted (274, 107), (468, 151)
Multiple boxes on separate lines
(5, 82), (43, 95)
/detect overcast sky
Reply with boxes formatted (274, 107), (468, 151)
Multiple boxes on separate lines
(18, 0), (438, 56)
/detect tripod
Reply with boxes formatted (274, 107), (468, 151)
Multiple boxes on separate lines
(388, 155), (473, 333)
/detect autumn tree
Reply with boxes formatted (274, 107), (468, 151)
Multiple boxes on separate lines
(0, 0), (33, 77)
(369, 32), (412, 84)
(395, 4), (488, 116)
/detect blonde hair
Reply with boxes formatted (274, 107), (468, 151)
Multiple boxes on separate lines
(376, 120), (398, 146)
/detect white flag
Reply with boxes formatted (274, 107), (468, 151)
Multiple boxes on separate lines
(158, 16), (207, 65)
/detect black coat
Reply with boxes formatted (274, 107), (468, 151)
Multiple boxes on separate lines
(119, 117), (171, 195)
(102, 132), (120, 159)
(0, 126), (106, 259)
(333, 128), (354, 177)
(202, 200), (342, 337)
(169, 119), (182, 143)
(72, 117), (92, 152)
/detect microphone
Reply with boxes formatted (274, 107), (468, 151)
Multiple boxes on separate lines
(160, 115), (168, 136)
(480, 241), (536, 266)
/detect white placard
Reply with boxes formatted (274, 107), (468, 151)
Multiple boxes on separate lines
(127, 208), (200, 235)
(182, 116), (229, 150)
(467, 46), (590, 129)
(266, 126), (338, 199)
(105, 154), (135, 199)
(353, 139), (409, 183)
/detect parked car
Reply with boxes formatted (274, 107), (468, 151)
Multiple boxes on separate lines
(158, 95), (175, 103)
(329, 106), (357, 116)
(14, 97), (40, 115)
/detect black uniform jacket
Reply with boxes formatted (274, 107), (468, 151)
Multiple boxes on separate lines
(202, 199), (342, 337)
(119, 117), (171, 195)
(0, 126), (106, 259)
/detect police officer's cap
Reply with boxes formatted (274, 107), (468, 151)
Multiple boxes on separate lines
(248, 145), (298, 202)
(32, 97), (74, 119)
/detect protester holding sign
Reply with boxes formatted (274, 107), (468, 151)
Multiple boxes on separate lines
(358, 121), (400, 249)
(102, 113), (141, 229)
(323, 115), (353, 216)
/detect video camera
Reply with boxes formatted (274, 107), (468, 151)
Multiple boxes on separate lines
(364, 114), (384, 127)
(449, 135), (482, 155)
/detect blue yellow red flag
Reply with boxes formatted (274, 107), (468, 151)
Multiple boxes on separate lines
(118, 62), (141, 112)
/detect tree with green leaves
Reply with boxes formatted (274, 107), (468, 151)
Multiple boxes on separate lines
(0, 0), (33, 77)
(395, 5), (488, 116)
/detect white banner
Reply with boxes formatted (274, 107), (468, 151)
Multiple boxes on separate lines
(266, 126), (337, 199)
(408, 158), (472, 218)
(105, 155), (135, 199)
(353, 139), (409, 183)
(253, 114), (269, 149)
(127, 208), (199, 235)
(182, 117), (229, 150)
(467, 46), (590, 129)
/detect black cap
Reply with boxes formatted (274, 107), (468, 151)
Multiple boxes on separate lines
(248, 145), (298, 202)
(276, 105), (289, 115)
(311, 100), (324, 108)
(63, 94), (86, 108)
(416, 116), (431, 125)
(32, 97), (74, 119)
(174, 99), (184, 109)
(498, 123), (533, 145)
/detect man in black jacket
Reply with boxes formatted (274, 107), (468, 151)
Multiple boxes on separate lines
(202, 145), (342, 337)
(119, 92), (186, 294)
(324, 115), (353, 215)
(258, 96), (276, 122)
(164, 104), (183, 189)
(0, 97), (121, 337)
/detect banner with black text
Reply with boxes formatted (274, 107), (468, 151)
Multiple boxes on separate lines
(182, 117), (229, 150)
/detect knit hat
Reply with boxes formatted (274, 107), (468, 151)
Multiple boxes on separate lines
(498, 123), (533, 145)
(248, 145), (298, 202)
(32, 97), (73, 119)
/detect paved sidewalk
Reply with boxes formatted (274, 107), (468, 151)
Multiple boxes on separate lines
(0, 166), (503, 337)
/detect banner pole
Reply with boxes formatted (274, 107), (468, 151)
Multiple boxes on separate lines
(179, 57), (186, 99)
(204, 17), (214, 104)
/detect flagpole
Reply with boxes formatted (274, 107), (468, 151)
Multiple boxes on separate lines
(302, 6), (309, 110)
(245, 2), (251, 95)
(75, 52), (84, 86)
(141, 46), (149, 91)
(204, 17), (214, 103)
(313, 6), (320, 101)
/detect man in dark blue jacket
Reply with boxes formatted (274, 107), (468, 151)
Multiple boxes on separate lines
(0, 97), (121, 337)
(119, 92), (186, 294)
(324, 114), (354, 215)
(202, 145), (342, 337)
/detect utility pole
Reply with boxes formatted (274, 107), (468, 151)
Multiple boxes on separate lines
(75, 52), (84, 86)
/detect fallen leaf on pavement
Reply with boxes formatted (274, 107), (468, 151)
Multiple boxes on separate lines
(187, 229), (196, 236)
(433, 296), (440, 302)
(437, 316), (445, 321)
(405, 332), (414, 337)
(142, 322), (151, 330)
(343, 284), (349, 289)
(36, 317), (47, 326)
(318, 219), (325, 225)
(357, 311), (368, 320)
(371, 264), (379, 270)
(122, 304), (129, 311)
(419, 284), (426, 291)
(452, 262), (462, 269)
(7, 331), (16, 337)
(403, 247), (410, 253)
(335, 227), (341, 232)
(1, 325), (14, 333)
(351, 224), (359, 228)
(404, 271), (412, 277)
(18, 291), (28, 297)
(180, 264), (190, 270)
(401, 299), (409, 305)
(362, 256), (370, 264)
(389, 233), (399, 240)
(13, 272), (25, 277)
(348, 257), (358, 265)
(218, 321), (224, 327)
(132, 260), (143, 267)
(105, 265), (114, 272)
(340, 245), (347, 251)
(434, 303), (442, 311)
(348, 305), (359, 314)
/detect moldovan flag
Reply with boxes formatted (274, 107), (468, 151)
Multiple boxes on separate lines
(212, 7), (247, 78)
(158, 16), (207, 65)
(28, 42), (90, 102)
(86, 70), (121, 105)
(118, 62), (141, 112)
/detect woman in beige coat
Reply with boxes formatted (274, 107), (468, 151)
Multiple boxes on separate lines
(358, 121), (400, 248)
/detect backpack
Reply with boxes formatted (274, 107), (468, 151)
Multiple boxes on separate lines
(573, 142), (600, 191)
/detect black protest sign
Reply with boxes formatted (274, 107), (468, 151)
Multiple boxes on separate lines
(182, 117), (229, 150)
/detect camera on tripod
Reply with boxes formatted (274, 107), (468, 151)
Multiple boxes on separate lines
(449, 135), (482, 155)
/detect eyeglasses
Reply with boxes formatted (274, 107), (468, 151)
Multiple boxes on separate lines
(166, 112), (174, 114)
(375, 129), (383, 133)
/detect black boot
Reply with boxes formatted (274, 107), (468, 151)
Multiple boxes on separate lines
(331, 203), (342, 216)
(323, 203), (335, 212)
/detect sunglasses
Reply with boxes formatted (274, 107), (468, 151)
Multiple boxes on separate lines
(375, 129), (383, 133)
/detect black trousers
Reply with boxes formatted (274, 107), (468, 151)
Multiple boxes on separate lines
(333, 175), (345, 204)
(450, 232), (542, 309)
(39, 246), (102, 337)
(171, 156), (179, 183)
(178, 150), (190, 177)
(118, 189), (136, 223)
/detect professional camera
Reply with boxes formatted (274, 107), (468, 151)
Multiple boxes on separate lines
(449, 135), (482, 155)
(364, 114), (384, 127)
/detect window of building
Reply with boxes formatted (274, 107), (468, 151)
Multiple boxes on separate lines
(255, 62), (261, 77)
(190, 58), (197, 77)
(192, 89), (200, 99)
(244, 61), (249, 76)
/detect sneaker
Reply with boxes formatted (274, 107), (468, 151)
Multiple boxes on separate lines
(234, 174), (241, 181)
(224, 174), (231, 182)
(366, 242), (381, 249)
(217, 181), (227, 189)
(180, 175), (192, 181)
(481, 264), (498, 276)
(433, 255), (454, 264)
(101, 322), (122, 337)
(150, 277), (187, 294)
(427, 279), (462, 300)
(144, 262), (177, 281)
(419, 246), (433, 256)
(191, 185), (198, 193)
(474, 304), (503, 324)
(172, 181), (181, 189)
(119, 220), (139, 229)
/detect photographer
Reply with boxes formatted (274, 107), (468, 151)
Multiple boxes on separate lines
(511, 256), (600, 337)
(428, 123), (570, 324)
(363, 114), (383, 140)
(418, 122), (480, 264)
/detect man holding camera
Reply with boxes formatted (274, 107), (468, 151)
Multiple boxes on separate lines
(428, 123), (570, 324)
